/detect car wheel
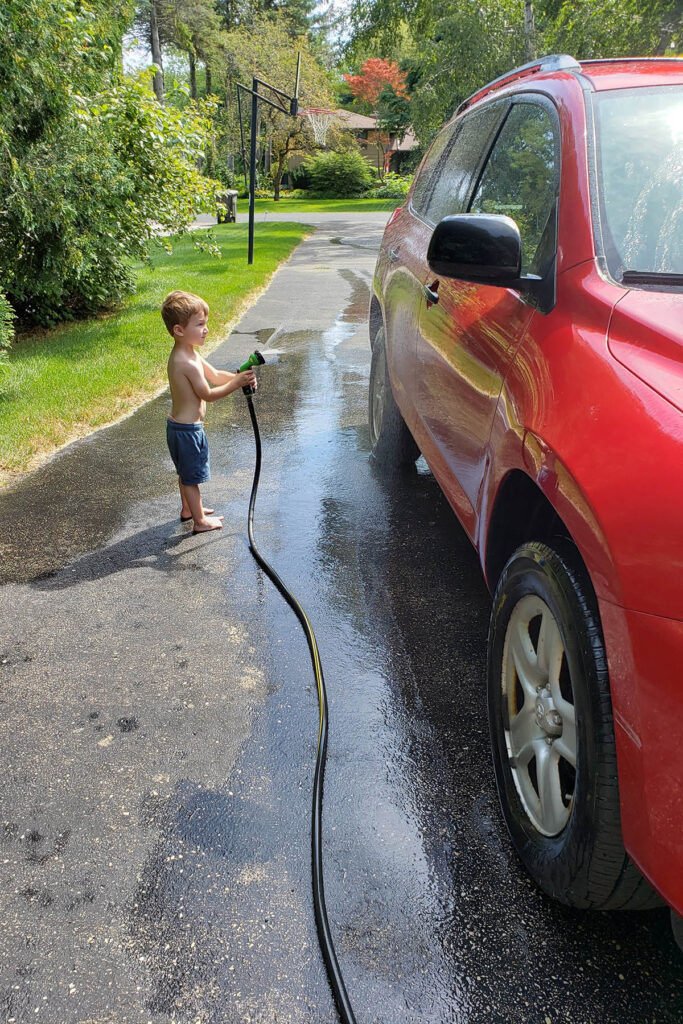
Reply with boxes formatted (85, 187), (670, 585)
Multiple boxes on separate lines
(368, 326), (419, 467)
(487, 540), (660, 910)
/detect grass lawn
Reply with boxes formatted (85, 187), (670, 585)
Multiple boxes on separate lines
(0, 221), (311, 485)
(250, 196), (400, 214)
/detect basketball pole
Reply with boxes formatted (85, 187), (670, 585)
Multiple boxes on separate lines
(237, 52), (301, 266)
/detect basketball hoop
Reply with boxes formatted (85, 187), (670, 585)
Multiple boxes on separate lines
(300, 107), (338, 146)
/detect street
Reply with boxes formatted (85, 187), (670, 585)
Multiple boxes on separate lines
(0, 214), (681, 1024)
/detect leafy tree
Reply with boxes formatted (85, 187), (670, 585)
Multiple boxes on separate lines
(160, 0), (224, 97)
(134, 0), (165, 99)
(345, 0), (682, 149)
(221, 13), (336, 198)
(344, 57), (408, 109)
(0, 0), (221, 328)
(546, 0), (681, 57)
(376, 84), (411, 140)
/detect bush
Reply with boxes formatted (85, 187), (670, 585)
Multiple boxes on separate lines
(0, 1), (221, 328)
(289, 163), (312, 190)
(369, 172), (413, 199)
(0, 290), (15, 360)
(303, 150), (374, 198)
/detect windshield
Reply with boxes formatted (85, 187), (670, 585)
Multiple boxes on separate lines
(593, 85), (683, 280)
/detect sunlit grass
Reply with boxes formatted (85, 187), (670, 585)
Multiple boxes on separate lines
(251, 196), (399, 213)
(0, 221), (311, 483)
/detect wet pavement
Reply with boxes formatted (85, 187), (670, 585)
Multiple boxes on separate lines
(1, 215), (681, 1024)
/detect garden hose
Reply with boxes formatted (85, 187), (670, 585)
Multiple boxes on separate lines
(240, 355), (358, 1024)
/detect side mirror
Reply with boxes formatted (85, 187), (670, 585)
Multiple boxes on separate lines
(427, 214), (522, 285)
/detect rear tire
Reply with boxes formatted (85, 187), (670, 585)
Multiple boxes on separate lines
(368, 327), (419, 468)
(671, 910), (683, 953)
(487, 540), (660, 910)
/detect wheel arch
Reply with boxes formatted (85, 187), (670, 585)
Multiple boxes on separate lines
(482, 451), (622, 610)
(369, 293), (384, 350)
(484, 470), (571, 592)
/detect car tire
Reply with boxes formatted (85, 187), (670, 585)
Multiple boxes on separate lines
(487, 540), (660, 910)
(368, 326), (419, 467)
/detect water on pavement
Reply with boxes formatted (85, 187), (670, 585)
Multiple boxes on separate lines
(0, 219), (680, 1024)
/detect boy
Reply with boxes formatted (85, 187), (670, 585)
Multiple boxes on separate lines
(161, 290), (257, 534)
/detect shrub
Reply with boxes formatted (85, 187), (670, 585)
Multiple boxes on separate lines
(0, 290), (15, 360)
(289, 163), (312, 190)
(369, 172), (413, 199)
(0, 0), (221, 328)
(303, 150), (374, 198)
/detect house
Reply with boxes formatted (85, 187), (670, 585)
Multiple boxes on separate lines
(287, 108), (419, 179)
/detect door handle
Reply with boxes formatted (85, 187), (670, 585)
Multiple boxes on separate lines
(389, 249), (400, 262)
(423, 281), (440, 306)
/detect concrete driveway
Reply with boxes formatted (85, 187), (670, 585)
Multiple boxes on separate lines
(1, 213), (681, 1024)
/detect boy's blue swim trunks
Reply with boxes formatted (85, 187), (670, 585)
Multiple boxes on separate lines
(166, 419), (210, 485)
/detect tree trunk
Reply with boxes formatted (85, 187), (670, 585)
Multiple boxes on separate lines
(189, 51), (197, 100)
(523, 1), (536, 62)
(273, 152), (287, 201)
(206, 64), (212, 96)
(149, 0), (164, 103)
(654, 15), (680, 55)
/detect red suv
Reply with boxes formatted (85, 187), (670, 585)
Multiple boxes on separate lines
(368, 55), (683, 942)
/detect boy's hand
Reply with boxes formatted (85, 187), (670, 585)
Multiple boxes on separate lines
(237, 369), (258, 391)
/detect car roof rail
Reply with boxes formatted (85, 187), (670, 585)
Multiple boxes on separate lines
(455, 54), (581, 115)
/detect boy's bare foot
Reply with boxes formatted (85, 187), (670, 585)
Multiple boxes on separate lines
(192, 515), (224, 535)
(181, 506), (214, 522)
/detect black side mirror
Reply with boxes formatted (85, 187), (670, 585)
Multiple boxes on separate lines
(427, 214), (522, 285)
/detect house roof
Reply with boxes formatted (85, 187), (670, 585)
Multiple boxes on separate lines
(334, 109), (377, 129)
(327, 109), (419, 150)
(389, 128), (418, 152)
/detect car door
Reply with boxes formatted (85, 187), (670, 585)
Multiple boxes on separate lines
(415, 98), (560, 536)
(379, 122), (458, 426)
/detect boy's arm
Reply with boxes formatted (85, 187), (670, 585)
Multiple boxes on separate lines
(183, 361), (255, 402)
(200, 355), (235, 386)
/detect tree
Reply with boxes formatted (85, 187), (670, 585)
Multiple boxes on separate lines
(546, 0), (682, 58)
(161, 0), (224, 99)
(344, 0), (682, 149)
(221, 13), (336, 198)
(134, 0), (166, 99)
(0, 0), (221, 328)
(344, 57), (408, 109)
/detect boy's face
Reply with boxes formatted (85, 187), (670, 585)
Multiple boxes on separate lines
(175, 311), (208, 347)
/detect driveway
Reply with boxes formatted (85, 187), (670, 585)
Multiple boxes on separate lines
(0, 214), (680, 1024)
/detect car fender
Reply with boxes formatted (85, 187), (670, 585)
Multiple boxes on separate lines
(479, 406), (622, 609)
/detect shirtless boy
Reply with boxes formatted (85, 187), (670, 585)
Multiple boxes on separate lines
(161, 290), (256, 534)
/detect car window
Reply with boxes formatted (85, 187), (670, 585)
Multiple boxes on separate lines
(410, 121), (458, 219)
(593, 85), (683, 278)
(469, 102), (559, 276)
(426, 103), (507, 226)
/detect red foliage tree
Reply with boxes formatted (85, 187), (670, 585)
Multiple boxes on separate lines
(344, 58), (409, 107)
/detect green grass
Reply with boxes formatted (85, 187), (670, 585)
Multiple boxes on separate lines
(0, 221), (311, 483)
(250, 196), (400, 213)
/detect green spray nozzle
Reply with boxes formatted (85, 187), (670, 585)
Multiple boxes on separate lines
(238, 350), (265, 373)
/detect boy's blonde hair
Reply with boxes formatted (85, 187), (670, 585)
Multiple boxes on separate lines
(161, 290), (209, 336)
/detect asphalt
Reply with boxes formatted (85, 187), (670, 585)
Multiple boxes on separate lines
(0, 213), (681, 1024)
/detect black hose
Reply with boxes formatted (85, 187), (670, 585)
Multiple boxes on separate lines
(243, 390), (358, 1024)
